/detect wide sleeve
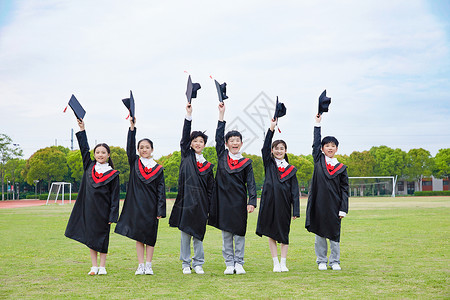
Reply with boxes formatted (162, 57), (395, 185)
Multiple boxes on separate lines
(312, 126), (322, 163)
(108, 176), (120, 223)
(206, 172), (215, 211)
(339, 169), (349, 214)
(127, 127), (137, 165)
(180, 118), (192, 158)
(157, 172), (167, 218)
(261, 128), (274, 167)
(291, 174), (300, 217)
(245, 164), (257, 207)
(76, 130), (93, 171)
(215, 120), (226, 158)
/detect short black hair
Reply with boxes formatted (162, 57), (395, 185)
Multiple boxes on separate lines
(190, 131), (208, 144)
(137, 138), (153, 150)
(321, 136), (339, 147)
(225, 130), (242, 143)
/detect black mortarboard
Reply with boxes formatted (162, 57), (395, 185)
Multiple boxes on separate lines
(273, 97), (287, 120)
(214, 80), (228, 102)
(122, 90), (135, 119)
(185, 75), (201, 103)
(68, 94), (86, 120)
(318, 89), (331, 115)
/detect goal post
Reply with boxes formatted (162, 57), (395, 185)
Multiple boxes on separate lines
(46, 182), (72, 205)
(348, 176), (397, 197)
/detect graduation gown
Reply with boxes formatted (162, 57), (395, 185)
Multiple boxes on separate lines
(114, 128), (166, 246)
(65, 130), (120, 253)
(305, 126), (349, 242)
(169, 118), (215, 241)
(208, 120), (257, 236)
(256, 129), (300, 244)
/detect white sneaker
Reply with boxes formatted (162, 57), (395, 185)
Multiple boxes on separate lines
(331, 264), (341, 271)
(234, 263), (246, 275)
(224, 266), (235, 275)
(280, 264), (289, 272)
(135, 265), (145, 275)
(193, 266), (204, 274)
(318, 263), (327, 271)
(145, 266), (154, 275)
(88, 266), (98, 275)
(273, 264), (282, 272)
(98, 267), (107, 275)
(182, 267), (191, 274)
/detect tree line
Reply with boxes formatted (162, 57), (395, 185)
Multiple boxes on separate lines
(1, 133), (449, 199)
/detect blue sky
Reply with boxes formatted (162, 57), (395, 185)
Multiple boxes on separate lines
(0, 0), (449, 159)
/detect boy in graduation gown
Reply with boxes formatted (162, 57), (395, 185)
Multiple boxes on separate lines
(169, 102), (215, 275)
(208, 102), (257, 275)
(305, 113), (349, 271)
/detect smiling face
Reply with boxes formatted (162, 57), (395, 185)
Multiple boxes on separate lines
(190, 136), (205, 154)
(94, 146), (110, 164)
(322, 142), (338, 158)
(271, 143), (286, 160)
(138, 140), (153, 159)
(226, 136), (243, 155)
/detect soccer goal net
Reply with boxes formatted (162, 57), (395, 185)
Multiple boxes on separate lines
(46, 182), (72, 205)
(349, 176), (397, 197)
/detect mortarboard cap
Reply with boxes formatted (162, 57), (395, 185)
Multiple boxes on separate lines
(68, 94), (86, 120)
(273, 96), (287, 120)
(318, 89), (331, 115)
(185, 75), (201, 103)
(214, 80), (228, 102)
(122, 90), (135, 119)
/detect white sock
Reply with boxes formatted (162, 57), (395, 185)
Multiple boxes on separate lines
(280, 258), (287, 265)
(146, 262), (152, 268)
(272, 257), (280, 265)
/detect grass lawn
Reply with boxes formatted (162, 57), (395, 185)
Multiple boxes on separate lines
(0, 196), (449, 299)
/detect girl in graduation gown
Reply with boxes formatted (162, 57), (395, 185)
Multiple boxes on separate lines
(169, 102), (214, 275)
(65, 119), (120, 276)
(256, 117), (300, 272)
(208, 102), (257, 275)
(114, 117), (166, 275)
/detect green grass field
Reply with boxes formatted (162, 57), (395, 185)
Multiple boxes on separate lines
(0, 197), (449, 299)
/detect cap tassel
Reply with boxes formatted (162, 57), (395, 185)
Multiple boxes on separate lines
(63, 105), (68, 113)
(209, 75), (213, 79)
(277, 126), (282, 133)
(125, 113), (130, 120)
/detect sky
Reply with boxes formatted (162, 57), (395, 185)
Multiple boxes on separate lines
(0, 0), (449, 159)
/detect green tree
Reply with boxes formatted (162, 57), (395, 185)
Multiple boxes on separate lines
(109, 146), (129, 187)
(242, 153), (264, 190)
(0, 134), (23, 200)
(434, 148), (450, 179)
(157, 151), (181, 192)
(67, 150), (83, 188)
(369, 146), (407, 178)
(4, 158), (26, 199)
(345, 150), (376, 177)
(406, 148), (434, 191)
(203, 147), (218, 174)
(26, 147), (68, 190)
(288, 153), (314, 191)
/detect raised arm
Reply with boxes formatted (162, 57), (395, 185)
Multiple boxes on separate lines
(261, 119), (277, 166)
(75, 119), (93, 171)
(180, 103), (192, 157)
(127, 117), (137, 165)
(312, 114), (322, 163)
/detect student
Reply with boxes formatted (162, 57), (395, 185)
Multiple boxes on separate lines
(114, 117), (166, 275)
(208, 102), (257, 275)
(169, 102), (214, 275)
(305, 114), (349, 271)
(65, 119), (120, 275)
(256, 117), (300, 272)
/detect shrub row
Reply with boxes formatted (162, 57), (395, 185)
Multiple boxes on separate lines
(414, 191), (450, 196)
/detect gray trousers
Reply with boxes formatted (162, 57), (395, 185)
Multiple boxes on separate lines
(222, 231), (245, 266)
(180, 231), (204, 268)
(315, 234), (340, 266)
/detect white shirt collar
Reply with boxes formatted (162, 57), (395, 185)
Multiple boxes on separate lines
(274, 158), (288, 168)
(228, 151), (243, 160)
(325, 156), (339, 166)
(195, 153), (206, 163)
(95, 162), (112, 173)
(140, 157), (157, 168)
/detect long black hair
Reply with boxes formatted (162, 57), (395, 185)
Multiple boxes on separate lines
(93, 143), (115, 169)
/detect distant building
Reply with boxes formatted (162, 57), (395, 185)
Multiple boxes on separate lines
(396, 176), (449, 195)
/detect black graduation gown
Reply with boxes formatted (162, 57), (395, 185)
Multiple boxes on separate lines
(65, 130), (120, 253)
(208, 120), (257, 237)
(114, 128), (166, 246)
(169, 118), (215, 241)
(305, 126), (349, 242)
(256, 129), (300, 244)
